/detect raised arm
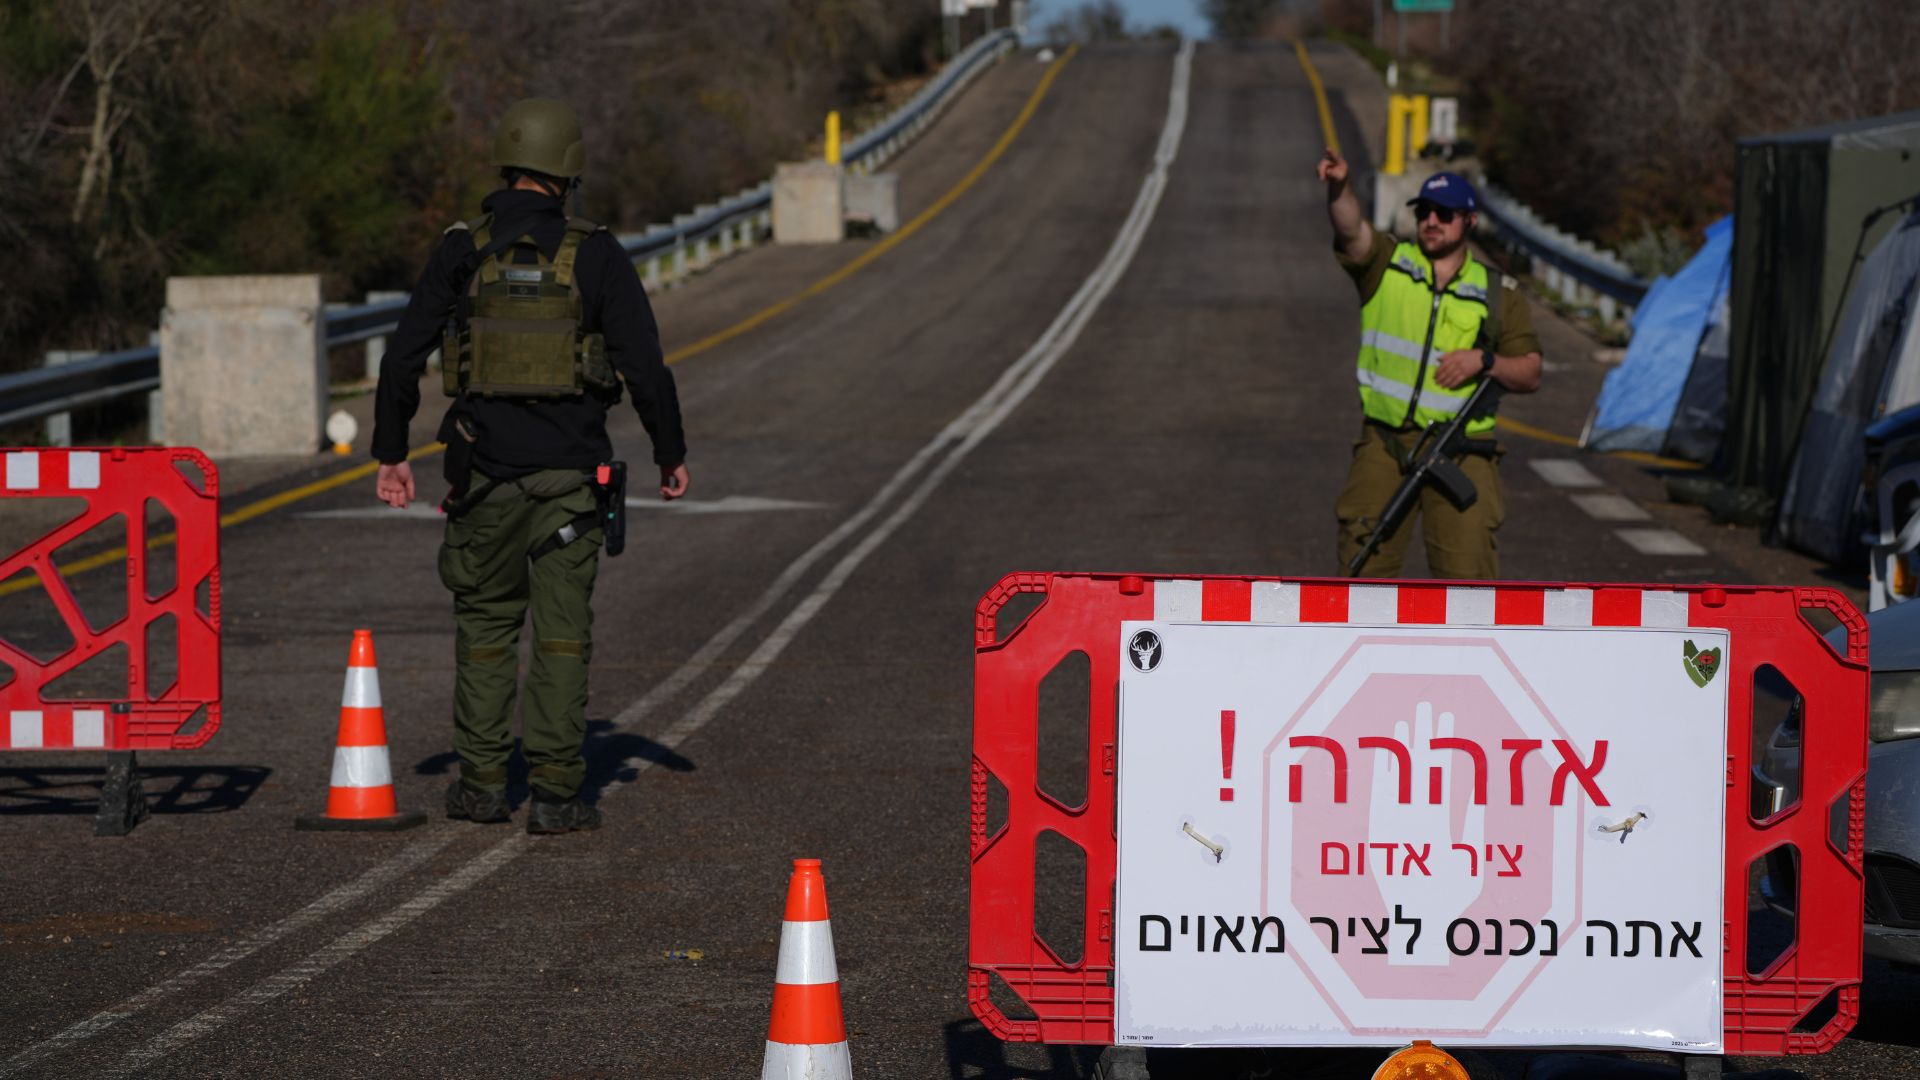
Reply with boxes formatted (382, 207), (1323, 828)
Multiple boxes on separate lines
(1318, 148), (1373, 262)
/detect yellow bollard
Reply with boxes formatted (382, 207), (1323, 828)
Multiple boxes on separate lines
(825, 111), (841, 166)
(1409, 94), (1431, 161)
(1384, 95), (1411, 176)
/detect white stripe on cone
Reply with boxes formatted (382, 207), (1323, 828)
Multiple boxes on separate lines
(774, 920), (838, 985)
(761, 1040), (851, 1080)
(330, 745), (394, 789)
(340, 666), (382, 709)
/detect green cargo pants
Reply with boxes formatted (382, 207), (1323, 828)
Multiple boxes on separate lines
(1334, 422), (1505, 580)
(437, 469), (600, 801)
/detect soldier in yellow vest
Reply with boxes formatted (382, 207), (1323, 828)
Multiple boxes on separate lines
(1318, 152), (1543, 579)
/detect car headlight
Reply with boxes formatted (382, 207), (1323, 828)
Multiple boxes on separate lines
(1869, 669), (1920, 743)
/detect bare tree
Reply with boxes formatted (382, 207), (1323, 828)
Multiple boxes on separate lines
(64, 0), (202, 228)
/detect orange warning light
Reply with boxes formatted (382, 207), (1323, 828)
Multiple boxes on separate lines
(1370, 1040), (1469, 1080)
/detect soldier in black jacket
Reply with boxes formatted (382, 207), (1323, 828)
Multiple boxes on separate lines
(370, 98), (689, 834)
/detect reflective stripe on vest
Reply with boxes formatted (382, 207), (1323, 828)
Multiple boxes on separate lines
(1356, 241), (1495, 435)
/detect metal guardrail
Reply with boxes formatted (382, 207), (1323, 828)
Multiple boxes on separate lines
(1476, 182), (1650, 310)
(0, 28), (1020, 434)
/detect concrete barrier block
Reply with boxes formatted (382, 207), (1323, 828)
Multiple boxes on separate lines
(159, 275), (325, 456)
(773, 161), (845, 244)
(845, 172), (900, 234)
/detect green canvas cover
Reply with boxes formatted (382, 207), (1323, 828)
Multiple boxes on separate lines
(1725, 111), (1920, 498)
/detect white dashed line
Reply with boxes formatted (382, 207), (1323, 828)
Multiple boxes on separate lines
(1529, 458), (1603, 488)
(1615, 528), (1708, 556)
(1569, 492), (1652, 522)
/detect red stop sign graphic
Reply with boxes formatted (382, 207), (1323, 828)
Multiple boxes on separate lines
(1258, 636), (1589, 1037)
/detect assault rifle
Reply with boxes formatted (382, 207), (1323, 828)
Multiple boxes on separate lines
(1346, 378), (1503, 577)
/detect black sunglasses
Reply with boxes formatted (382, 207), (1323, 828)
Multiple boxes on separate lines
(1413, 202), (1460, 224)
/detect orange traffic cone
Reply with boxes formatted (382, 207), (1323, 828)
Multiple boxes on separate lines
(762, 859), (852, 1079)
(295, 630), (425, 831)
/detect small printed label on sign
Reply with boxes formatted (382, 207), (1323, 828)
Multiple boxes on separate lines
(1114, 622), (1728, 1050)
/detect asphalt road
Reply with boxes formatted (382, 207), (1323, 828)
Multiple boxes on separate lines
(2, 40), (1916, 1080)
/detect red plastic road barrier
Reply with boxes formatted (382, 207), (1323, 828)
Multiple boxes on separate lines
(0, 448), (221, 751)
(970, 573), (1866, 1056)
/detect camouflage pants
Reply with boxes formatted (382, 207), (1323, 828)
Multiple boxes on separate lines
(1335, 422), (1505, 580)
(437, 470), (599, 800)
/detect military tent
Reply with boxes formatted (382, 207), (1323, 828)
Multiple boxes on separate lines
(1724, 112), (1920, 505)
(1777, 203), (1920, 564)
(1586, 217), (1732, 458)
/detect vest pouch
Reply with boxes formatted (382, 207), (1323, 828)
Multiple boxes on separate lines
(1441, 300), (1485, 341)
(466, 315), (582, 398)
(578, 332), (615, 392)
(442, 326), (470, 397)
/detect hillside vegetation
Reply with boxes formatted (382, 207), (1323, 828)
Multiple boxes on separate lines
(0, 0), (949, 371)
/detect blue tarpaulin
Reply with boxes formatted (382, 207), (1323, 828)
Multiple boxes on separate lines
(1587, 217), (1733, 454)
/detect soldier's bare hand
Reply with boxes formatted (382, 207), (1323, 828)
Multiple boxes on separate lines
(1432, 350), (1485, 390)
(376, 462), (414, 509)
(1317, 149), (1348, 187)
(660, 463), (689, 501)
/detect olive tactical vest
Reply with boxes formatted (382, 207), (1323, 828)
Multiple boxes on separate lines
(1354, 242), (1505, 436)
(443, 215), (615, 398)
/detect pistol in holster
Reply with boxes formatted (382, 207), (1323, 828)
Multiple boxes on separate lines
(439, 413), (482, 516)
(594, 461), (627, 557)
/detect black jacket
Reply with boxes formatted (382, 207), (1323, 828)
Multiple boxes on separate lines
(371, 189), (686, 477)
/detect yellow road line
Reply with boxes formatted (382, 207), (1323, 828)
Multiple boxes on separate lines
(4, 48), (1073, 598)
(1293, 39), (1341, 155)
(1496, 415), (1701, 470)
(664, 45), (1078, 366)
(0, 443), (445, 599)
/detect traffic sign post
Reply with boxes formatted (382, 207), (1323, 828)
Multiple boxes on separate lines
(970, 574), (1866, 1066)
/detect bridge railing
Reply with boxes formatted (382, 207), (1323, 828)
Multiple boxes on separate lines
(0, 28), (1020, 436)
(1476, 181), (1650, 323)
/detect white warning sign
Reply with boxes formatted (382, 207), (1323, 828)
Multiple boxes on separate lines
(1114, 622), (1728, 1051)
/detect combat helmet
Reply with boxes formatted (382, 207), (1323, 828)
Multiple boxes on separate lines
(493, 98), (585, 179)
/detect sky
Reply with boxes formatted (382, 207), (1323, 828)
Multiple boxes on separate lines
(1030, 0), (1211, 39)
(1113, 0), (1210, 37)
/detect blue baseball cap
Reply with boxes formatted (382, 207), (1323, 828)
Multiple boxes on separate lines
(1407, 171), (1478, 212)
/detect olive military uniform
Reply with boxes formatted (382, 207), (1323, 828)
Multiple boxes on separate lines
(373, 191), (685, 809)
(1333, 231), (1539, 579)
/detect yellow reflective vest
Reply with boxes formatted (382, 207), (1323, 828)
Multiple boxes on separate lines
(1356, 241), (1496, 435)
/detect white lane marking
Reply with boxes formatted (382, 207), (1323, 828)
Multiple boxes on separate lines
(1569, 492), (1651, 521)
(0, 833), (457, 1079)
(105, 840), (521, 1078)
(625, 495), (831, 515)
(297, 495), (830, 522)
(653, 41), (1194, 765)
(99, 41), (1200, 1074)
(1615, 528), (1707, 557)
(1529, 459), (1603, 488)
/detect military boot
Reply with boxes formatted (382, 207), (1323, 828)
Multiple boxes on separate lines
(526, 793), (601, 835)
(445, 781), (511, 824)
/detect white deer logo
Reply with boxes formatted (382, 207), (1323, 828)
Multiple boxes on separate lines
(1130, 631), (1161, 672)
